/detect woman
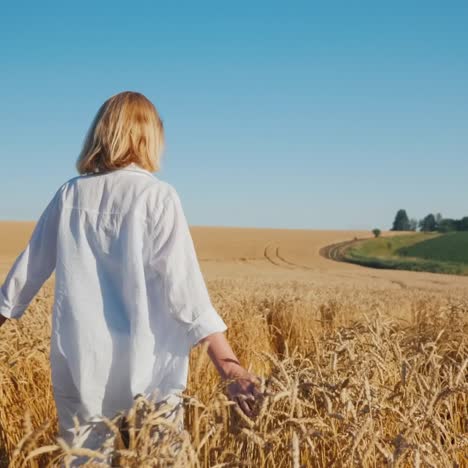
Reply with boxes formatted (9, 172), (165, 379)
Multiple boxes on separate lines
(0, 91), (261, 463)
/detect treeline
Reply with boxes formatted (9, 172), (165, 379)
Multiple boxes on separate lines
(391, 209), (468, 232)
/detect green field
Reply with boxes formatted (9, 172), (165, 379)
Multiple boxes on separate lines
(344, 232), (468, 275)
(398, 232), (468, 263)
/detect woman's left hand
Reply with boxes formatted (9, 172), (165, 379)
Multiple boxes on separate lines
(224, 365), (263, 418)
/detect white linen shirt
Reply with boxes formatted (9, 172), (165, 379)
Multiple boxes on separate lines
(0, 162), (227, 438)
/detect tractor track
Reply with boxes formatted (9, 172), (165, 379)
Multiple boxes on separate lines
(263, 243), (313, 270)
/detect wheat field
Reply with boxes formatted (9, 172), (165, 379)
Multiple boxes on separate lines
(0, 223), (467, 467)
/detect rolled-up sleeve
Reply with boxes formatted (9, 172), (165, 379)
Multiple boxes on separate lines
(150, 186), (228, 349)
(0, 187), (62, 320)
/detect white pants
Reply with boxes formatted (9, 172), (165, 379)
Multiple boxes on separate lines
(58, 394), (185, 466)
(52, 349), (185, 465)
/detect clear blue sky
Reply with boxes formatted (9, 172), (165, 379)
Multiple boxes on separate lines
(1, 1), (467, 230)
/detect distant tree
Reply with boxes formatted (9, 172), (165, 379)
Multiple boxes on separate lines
(391, 209), (411, 231)
(419, 213), (437, 232)
(435, 213), (443, 228)
(438, 218), (457, 232)
(459, 216), (468, 231)
(372, 228), (381, 238)
(409, 218), (418, 231)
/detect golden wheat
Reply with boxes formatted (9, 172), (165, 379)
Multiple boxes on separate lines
(0, 277), (466, 467)
(1, 224), (467, 466)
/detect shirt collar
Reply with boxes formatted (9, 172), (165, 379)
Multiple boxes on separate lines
(119, 162), (153, 174)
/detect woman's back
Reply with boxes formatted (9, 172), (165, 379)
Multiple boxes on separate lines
(53, 163), (175, 425)
(53, 162), (229, 430)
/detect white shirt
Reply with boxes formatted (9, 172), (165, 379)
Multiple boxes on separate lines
(0, 162), (227, 437)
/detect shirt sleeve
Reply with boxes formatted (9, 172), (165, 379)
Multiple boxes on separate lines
(150, 186), (227, 349)
(0, 186), (63, 320)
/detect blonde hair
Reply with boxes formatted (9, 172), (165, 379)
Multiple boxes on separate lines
(76, 91), (165, 174)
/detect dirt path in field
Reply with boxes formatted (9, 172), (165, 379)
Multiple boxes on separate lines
(319, 239), (359, 262)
